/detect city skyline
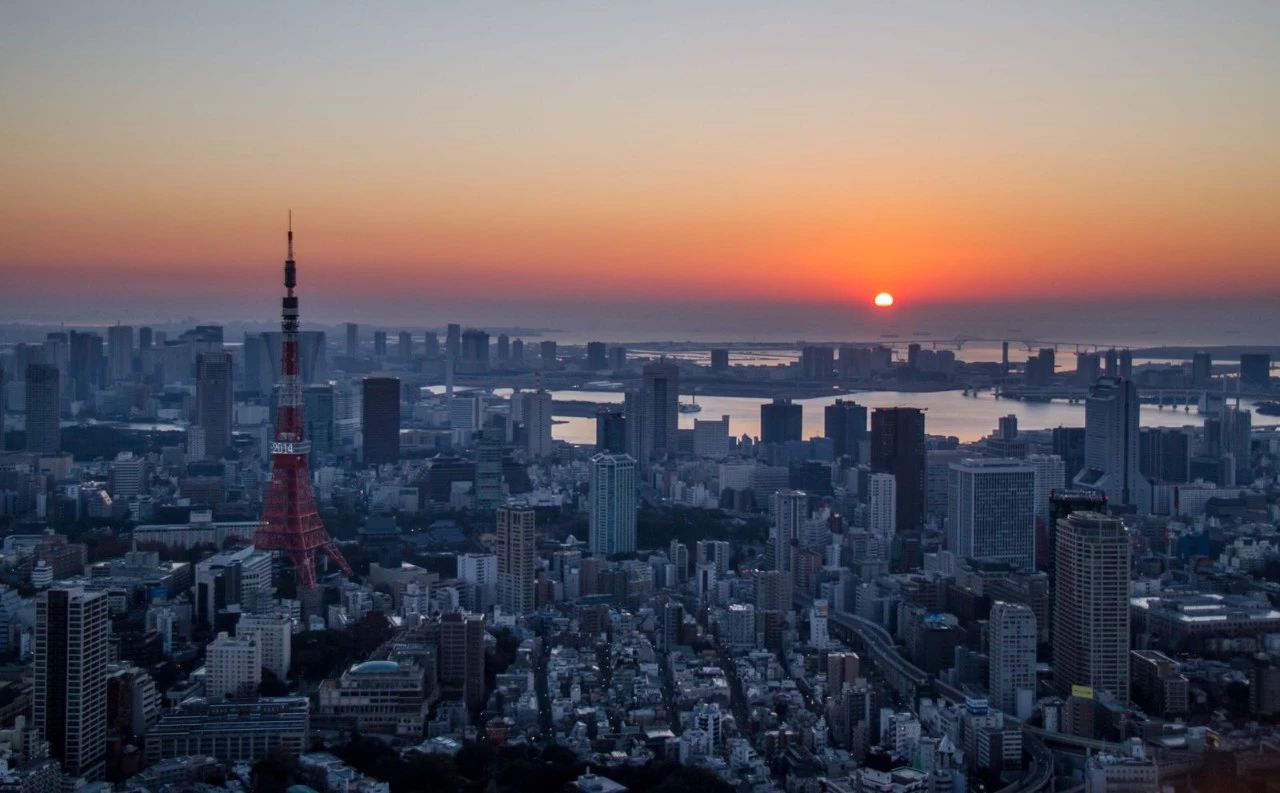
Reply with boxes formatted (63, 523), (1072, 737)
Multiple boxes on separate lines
(3, 2), (1279, 328)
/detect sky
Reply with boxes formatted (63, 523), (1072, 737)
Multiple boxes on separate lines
(2, 2), (1279, 339)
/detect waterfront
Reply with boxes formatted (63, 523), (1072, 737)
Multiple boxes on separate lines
(542, 388), (1280, 446)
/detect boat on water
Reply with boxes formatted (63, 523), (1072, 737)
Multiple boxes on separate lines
(679, 390), (702, 413)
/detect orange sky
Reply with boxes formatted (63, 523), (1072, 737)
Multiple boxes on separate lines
(2, 3), (1278, 317)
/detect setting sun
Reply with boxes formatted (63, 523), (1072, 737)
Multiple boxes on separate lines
(874, 292), (894, 308)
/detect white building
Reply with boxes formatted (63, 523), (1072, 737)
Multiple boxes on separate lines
(456, 553), (498, 613)
(206, 631), (261, 702)
(948, 458), (1036, 569)
(237, 612), (293, 681)
(693, 415), (731, 460)
(1075, 377), (1149, 513)
(810, 599), (830, 650)
(868, 473), (896, 541)
(988, 601), (1037, 720)
(521, 390), (554, 458)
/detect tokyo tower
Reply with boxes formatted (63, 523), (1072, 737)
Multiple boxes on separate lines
(254, 217), (353, 589)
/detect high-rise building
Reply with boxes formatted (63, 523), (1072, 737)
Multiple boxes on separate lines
(423, 332), (441, 358)
(761, 398), (802, 445)
(237, 612), (292, 681)
(398, 330), (413, 360)
(1025, 454), (1067, 528)
(773, 489), (808, 575)
(948, 458), (1036, 569)
(1051, 427), (1086, 489)
(521, 389), (554, 458)
(1190, 351), (1212, 387)
(509, 337), (522, 362)
(1074, 377), (1147, 512)
(373, 330), (387, 358)
(870, 407), (927, 534)
(585, 341), (608, 370)
(473, 424), (505, 509)
(436, 611), (485, 709)
(345, 323), (359, 358)
(361, 376), (401, 465)
(609, 346), (626, 370)
(595, 408), (627, 454)
(460, 328), (490, 374)
(1240, 353), (1271, 389)
(1138, 428), (1190, 483)
(693, 414), (731, 459)
(0, 364), (5, 452)
(107, 325), (134, 382)
(825, 399), (867, 460)
(206, 631), (261, 702)
(640, 360), (679, 462)
(445, 324), (462, 359)
(196, 351), (233, 459)
(497, 502), (536, 615)
(989, 601), (1037, 719)
(68, 330), (104, 401)
(868, 473), (896, 541)
(495, 334), (510, 361)
(24, 363), (60, 454)
(538, 340), (557, 369)
(35, 587), (109, 779)
(696, 540), (730, 574)
(1052, 512), (1130, 702)
(800, 346), (836, 379)
(303, 384), (335, 464)
(710, 348), (729, 372)
(589, 453), (637, 555)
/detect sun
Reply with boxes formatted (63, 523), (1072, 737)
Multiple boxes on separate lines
(874, 291), (894, 308)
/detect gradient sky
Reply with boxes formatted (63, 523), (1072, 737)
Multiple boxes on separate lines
(2, 2), (1278, 330)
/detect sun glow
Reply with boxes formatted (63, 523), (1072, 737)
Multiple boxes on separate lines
(874, 292), (894, 308)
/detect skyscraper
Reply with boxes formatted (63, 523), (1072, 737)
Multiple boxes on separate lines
(868, 473), (896, 541)
(460, 328), (490, 374)
(473, 424), (504, 509)
(196, 351), (234, 459)
(870, 407), (927, 534)
(437, 611), (485, 709)
(595, 408), (627, 454)
(398, 330), (413, 360)
(824, 399), (867, 460)
(761, 398), (802, 445)
(1074, 377), (1147, 512)
(989, 601), (1037, 720)
(24, 363), (60, 454)
(445, 323), (461, 359)
(1240, 353), (1270, 389)
(640, 360), (679, 462)
(497, 501), (536, 615)
(585, 341), (608, 370)
(35, 587), (109, 779)
(373, 330), (387, 358)
(1052, 512), (1130, 703)
(106, 325), (133, 382)
(206, 631), (261, 702)
(345, 323), (359, 358)
(303, 384), (336, 464)
(947, 458), (1036, 569)
(589, 453), (637, 555)
(522, 389), (554, 458)
(773, 489), (808, 575)
(68, 330), (104, 401)
(361, 376), (401, 466)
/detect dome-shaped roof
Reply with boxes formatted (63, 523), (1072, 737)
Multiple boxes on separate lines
(352, 660), (401, 674)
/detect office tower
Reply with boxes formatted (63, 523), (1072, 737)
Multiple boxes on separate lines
(423, 332), (441, 358)
(510, 337), (523, 362)
(196, 351), (233, 459)
(1024, 453), (1066, 528)
(1118, 349), (1133, 379)
(1074, 377), (1147, 511)
(206, 631), (261, 702)
(1051, 427), (1086, 489)
(948, 458), (1036, 568)
(709, 348), (729, 372)
(693, 414), (731, 459)
(237, 612), (292, 681)
(138, 326), (153, 350)
(449, 394), (480, 432)
(0, 365), (5, 452)
(522, 389), (554, 458)
(585, 341), (608, 370)
(1139, 428), (1190, 483)
(473, 424), (504, 509)
(989, 601), (1037, 719)
(303, 384), (335, 463)
(373, 330), (387, 358)
(106, 325), (133, 381)
(595, 408), (627, 454)
(68, 330), (104, 400)
(345, 323), (359, 358)
(773, 489), (807, 574)
(998, 414), (1018, 441)
(24, 363), (60, 454)
(669, 540), (690, 581)
(800, 346), (835, 379)
(609, 346), (626, 370)
(825, 399), (867, 459)
(589, 453), (637, 555)
(255, 223), (353, 592)
(495, 333), (510, 361)
(497, 502), (536, 615)
(361, 376), (401, 465)
(640, 360), (679, 461)
(398, 330), (413, 360)
(242, 333), (268, 394)
(870, 407), (927, 534)
(696, 540), (730, 573)
(868, 473), (896, 540)
(1052, 512), (1130, 702)
(761, 398), (802, 445)
(535, 340), (556, 370)
(109, 451), (147, 498)
(445, 323), (461, 359)
(35, 587), (109, 779)
(460, 328), (490, 374)
(1190, 351), (1212, 387)
(456, 553), (497, 612)
(1075, 352), (1100, 385)
(437, 611), (485, 709)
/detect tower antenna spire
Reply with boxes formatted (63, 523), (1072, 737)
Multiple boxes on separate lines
(287, 209), (294, 261)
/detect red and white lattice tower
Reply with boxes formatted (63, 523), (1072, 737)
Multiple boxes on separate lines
(254, 217), (353, 589)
